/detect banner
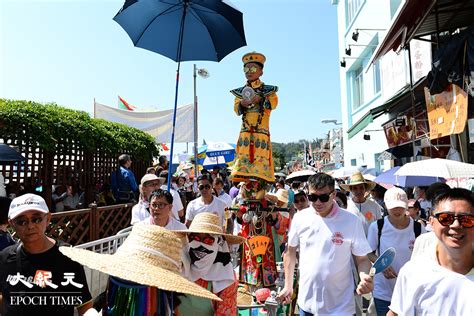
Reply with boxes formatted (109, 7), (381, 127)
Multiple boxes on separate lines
(94, 101), (194, 143)
(424, 84), (468, 140)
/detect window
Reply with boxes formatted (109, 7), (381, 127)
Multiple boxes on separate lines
(351, 159), (357, 166)
(346, 0), (363, 24)
(373, 60), (381, 94)
(353, 66), (364, 109)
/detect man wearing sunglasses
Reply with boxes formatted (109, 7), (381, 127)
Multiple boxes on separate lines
(185, 174), (226, 228)
(278, 173), (373, 315)
(388, 188), (474, 315)
(0, 193), (92, 315)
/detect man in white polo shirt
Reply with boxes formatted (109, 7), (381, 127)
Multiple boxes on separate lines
(186, 174), (226, 228)
(278, 173), (373, 315)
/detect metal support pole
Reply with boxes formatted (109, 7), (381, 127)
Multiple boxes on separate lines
(406, 43), (418, 161)
(193, 64), (199, 178)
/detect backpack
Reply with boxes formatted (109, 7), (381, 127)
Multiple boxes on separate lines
(377, 217), (421, 254)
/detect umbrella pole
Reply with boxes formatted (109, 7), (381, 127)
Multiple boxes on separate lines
(167, 2), (189, 190)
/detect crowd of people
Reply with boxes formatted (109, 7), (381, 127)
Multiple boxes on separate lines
(1, 152), (473, 315)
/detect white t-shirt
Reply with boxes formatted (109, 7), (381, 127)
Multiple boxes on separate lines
(185, 196), (226, 226)
(390, 247), (474, 315)
(346, 198), (383, 235)
(165, 217), (187, 230)
(216, 191), (233, 208)
(367, 217), (426, 301)
(131, 200), (150, 225)
(411, 231), (437, 259)
(161, 185), (183, 220)
(288, 204), (371, 315)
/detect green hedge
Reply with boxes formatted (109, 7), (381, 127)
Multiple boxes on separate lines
(0, 99), (160, 161)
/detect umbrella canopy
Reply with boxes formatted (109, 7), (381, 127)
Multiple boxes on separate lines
(286, 169), (316, 183)
(198, 142), (235, 169)
(0, 144), (26, 163)
(113, 0), (246, 62)
(375, 166), (443, 187)
(331, 166), (360, 179)
(395, 158), (474, 178)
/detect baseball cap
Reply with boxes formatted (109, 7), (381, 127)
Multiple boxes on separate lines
(9, 193), (49, 219)
(384, 187), (408, 210)
(140, 174), (161, 185)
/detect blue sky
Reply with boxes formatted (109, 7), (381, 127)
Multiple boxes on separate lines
(1, 0), (341, 150)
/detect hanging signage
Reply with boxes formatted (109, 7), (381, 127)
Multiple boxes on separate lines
(424, 84), (468, 140)
(382, 110), (429, 149)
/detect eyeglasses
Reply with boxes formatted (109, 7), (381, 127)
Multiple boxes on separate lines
(150, 202), (170, 209)
(188, 233), (215, 245)
(243, 66), (258, 74)
(13, 214), (47, 227)
(198, 184), (211, 191)
(307, 191), (334, 203)
(433, 212), (474, 228)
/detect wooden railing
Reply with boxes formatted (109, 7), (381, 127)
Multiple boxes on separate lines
(46, 203), (133, 246)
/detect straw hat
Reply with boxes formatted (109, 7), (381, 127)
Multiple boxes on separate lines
(269, 189), (289, 208)
(59, 225), (220, 301)
(175, 212), (245, 245)
(339, 171), (376, 192)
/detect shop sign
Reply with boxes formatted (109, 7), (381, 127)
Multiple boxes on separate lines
(424, 84), (468, 140)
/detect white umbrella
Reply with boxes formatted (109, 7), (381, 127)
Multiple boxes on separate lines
(331, 166), (360, 179)
(395, 158), (474, 178)
(286, 169), (316, 182)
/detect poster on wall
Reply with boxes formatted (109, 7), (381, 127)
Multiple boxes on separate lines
(424, 84), (468, 140)
(382, 110), (428, 149)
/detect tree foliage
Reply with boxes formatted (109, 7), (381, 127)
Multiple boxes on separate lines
(0, 99), (160, 162)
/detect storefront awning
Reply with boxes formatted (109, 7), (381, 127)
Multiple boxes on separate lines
(347, 85), (411, 139)
(371, 0), (474, 64)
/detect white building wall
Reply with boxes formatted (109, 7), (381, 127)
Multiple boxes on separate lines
(333, 0), (402, 170)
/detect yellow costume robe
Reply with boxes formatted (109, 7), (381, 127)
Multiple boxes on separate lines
(230, 79), (278, 183)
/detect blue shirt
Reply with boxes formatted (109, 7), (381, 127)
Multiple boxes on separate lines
(111, 166), (138, 198)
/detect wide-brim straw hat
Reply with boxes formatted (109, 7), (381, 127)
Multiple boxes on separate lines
(175, 212), (245, 245)
(59, 225), (220, 301)
(339, 171), (376, 192)
(269, 188), (289, 208)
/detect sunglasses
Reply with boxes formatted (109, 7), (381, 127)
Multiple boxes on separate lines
(198, 184), (211, 191)
(433, 212), (474, 228)
(188, 233), (215, 245)
(307, 191), (334, 203)
(13, 214), (47, 227)
(243, 66), (258, 74)
(150, 202), (169, 209)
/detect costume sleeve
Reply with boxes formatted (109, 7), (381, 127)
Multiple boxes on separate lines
(366, 221), (378, 253)
(234, 97), (244, 115)
(351, 215), (372, 256)
(265, 92), (278, 110)
(389, 264), (415, 315)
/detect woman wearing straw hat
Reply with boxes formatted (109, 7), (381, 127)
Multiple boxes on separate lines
(175, 212), (245, 316)
(60, 225), (219, 316)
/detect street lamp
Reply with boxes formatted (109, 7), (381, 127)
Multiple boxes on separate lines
(321, 119), (342, 125)
(193, 64), (209, 177)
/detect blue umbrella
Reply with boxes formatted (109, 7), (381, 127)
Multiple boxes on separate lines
(114, 0), (247, 189)
(374, 166), (443, 187)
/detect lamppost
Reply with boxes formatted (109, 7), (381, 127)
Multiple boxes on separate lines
(193, 64), (209, 177)
(321, 119), (342, 125)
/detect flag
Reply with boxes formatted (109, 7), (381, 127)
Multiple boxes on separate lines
(118, 96), (136, 111)
(161, 143), (169, 151)
(308, 142), (315, 167)
(94, 100), (194, 143)
(306, 142), (314, 167)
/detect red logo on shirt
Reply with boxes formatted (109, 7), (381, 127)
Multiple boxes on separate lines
(409, 239), (415, 250)
(331, 232), (344, 245)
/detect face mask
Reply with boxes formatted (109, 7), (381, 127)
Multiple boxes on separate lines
(188, 238), (219, 276)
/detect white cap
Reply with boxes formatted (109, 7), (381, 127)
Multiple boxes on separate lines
(9, 193), (49, 219)
(384, 187), (408, 210)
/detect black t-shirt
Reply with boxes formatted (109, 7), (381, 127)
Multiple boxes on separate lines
(0, 240), (92, 316)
